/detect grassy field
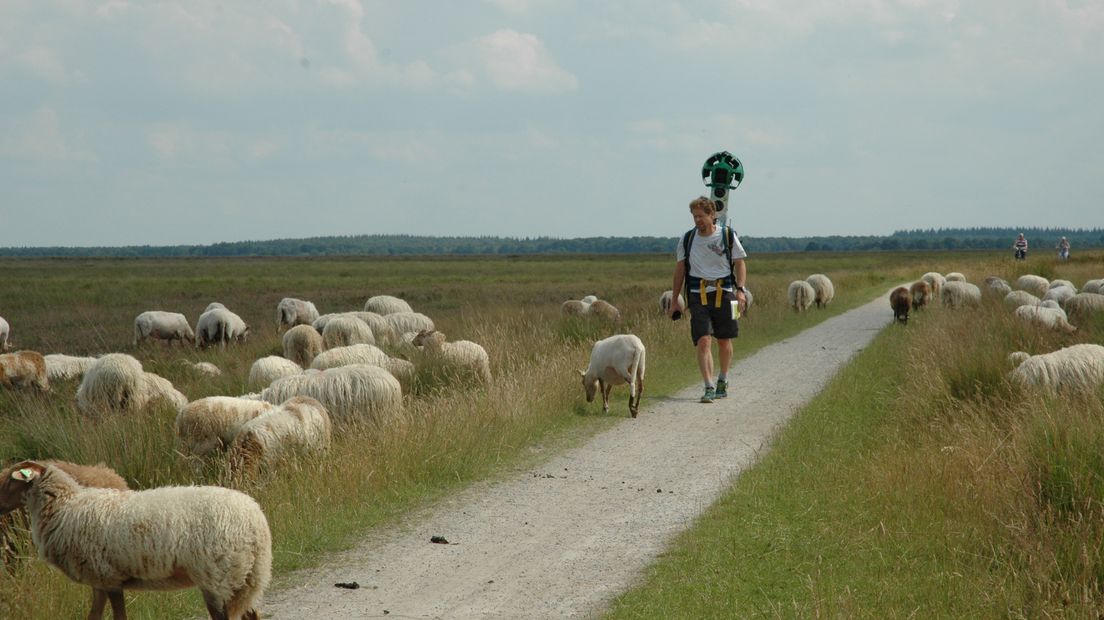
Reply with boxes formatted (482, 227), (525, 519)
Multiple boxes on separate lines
(0, 250), (1077, 618)
(607, 251), (1104, 618)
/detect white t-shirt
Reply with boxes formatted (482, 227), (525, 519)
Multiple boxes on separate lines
(675, 226), (748, 292)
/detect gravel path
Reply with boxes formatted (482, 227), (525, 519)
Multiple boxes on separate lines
(262, 298), (891, 619)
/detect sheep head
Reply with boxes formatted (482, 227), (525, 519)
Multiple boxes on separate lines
(580, 370), (598, 402)
(0, 461), (45, 515)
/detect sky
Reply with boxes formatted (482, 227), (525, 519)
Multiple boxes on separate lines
(1, 0), (1102, 247)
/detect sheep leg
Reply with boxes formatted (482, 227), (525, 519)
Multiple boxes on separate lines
(108, 590), (127, 620)
(201, 591), (229, 620)
(88, 588), (126, 620)
(600, 379), (610, 413)
(630, 375), (644, 418)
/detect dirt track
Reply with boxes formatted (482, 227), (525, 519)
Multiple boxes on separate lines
(263, 298), (891, 619)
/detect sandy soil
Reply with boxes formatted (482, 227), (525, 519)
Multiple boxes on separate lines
(262, 298), (891, 619)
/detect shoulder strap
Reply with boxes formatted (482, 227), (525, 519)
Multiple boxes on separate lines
(682, 229), (695, 265)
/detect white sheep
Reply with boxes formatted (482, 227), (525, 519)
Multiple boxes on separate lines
(133, 311), (195, 347)
(983, 278), (1012, 299)
(192, 361), (221, 377)
(581, 295), (599, 304)
(1015, 274), (1049, 298)
(321, 315), (375, 349)
(920, 272), (945, 298)
(1009, 344), (1104, 394)
(75, 353), (186, 415)
(589, 299), (622, 322)
(945, 272), (967, 282)
(312, 312), (396, 347)
(276, 297), (320, 331)
(805, 274), (835, 308)
(1082, 279), (1104, 295)
(196, 308), (250, 349)
(283, 324), (324, 368)
(660, 290), (685, 315)
(1064, 292), (1104, 321)
(204, 302), (228, 313)
(1038, 300), (1068, 320)
(1003, 290), (1041, 310)
(259, 364), (403, 426)
(941, 281), (981, 309)
(390, 331), (424, 361)
(561, 300), (591, 316)
(385, 311), (435, 337)
(176, 396), (276, 458)
(412, 330), (492, 385)
(227, 396), (332, 475)
(0, 350), (49, 391)
(0, 316), (9, 351)
(43, 354), (98, 381)
(311, 343), (390, 370)
(1042, 285), (1076, 306)
(364, 295), (414, 315)
(580, 334), (646, 418)
(1013, 305), (1077, 333)
(0, 461), (271, 620)
(787, 280), (815, 312)
(248, 356), (303, 390)
(1048, 279), (1076, 291)
(383, 356), (415, 392)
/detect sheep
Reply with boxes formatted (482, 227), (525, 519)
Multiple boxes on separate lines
(133, 311), (195, 347)
(920, 272), (945, 298)
(580, 334), (646, 418)
(283, 324), (324, 368)
(945, 272), (967, 282)
(259, 364), (402, 426)
(204, 302), (227, 313)
(383, 356), (415, 392)
(411, 330), (493, 385)
(1015, 274), (1049, 298)
(310, 343), (390, 370)
(1082, 279), (1104, 295)
(390, 331), (424, 361)
(1064, 293), (1104, 321)
(1042, 285), (1076, 306)
(0, 316), (8, 351)
(581, 295), (599, 304)
(984, 278), (1012, 299)
(1004, 290), (1041, 310)
(191, 361), (221, 377)
(910, 280), (932, 310)
(75, 353), (187, 415)
(196, 308), (250, 349)
(364, 295), (413, 315)
(1038, 300), (1068, 320)
(1048, 279), (1076, 291)
(805, 274), (835, 308)
(941, 281), (982, 309)
(227, 396), (332, 475)
(659, 290), (684, 315)
(0, 350), (49, 391)
(1013, 305), (1077, 334)
(0, 461), (271, 620)
(276, 297), (320, 332)
(43, 354), (97, 381)
(248, 356), (303, 390)
(176, 396), (276, 458)
(787, 280), (815, 312)
(561, 299), (591, 316)
(889, 286), (910, 324)
(1008, 344), (1104, 394)
(589, 299), (622, 322)
(385, 311), (434, 337)
(321, 315), (375, 349)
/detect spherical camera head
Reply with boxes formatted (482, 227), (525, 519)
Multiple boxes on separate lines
(701, 151), (744, 219)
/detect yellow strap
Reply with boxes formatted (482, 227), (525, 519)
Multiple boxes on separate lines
(700, 284), (707, 307)
(713, 281), (723, 308)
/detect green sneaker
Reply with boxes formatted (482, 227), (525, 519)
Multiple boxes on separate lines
(701, 386), (715, 403)
(715, 379), (728, 398)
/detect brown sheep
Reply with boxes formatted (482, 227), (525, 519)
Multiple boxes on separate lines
(0, 350), (49, 391)
(909, 280), (932, 311)
(890, 286), (911, 324)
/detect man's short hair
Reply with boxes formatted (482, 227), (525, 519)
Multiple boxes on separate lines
(689, 196), (715, 215)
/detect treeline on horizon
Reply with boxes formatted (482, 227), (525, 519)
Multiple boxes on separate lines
(2, 227), (1101, 258)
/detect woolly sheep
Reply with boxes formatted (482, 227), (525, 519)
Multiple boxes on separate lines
(1064, 293), (1104, 321)
(561, 300), (591, 316)
(227, 396), (332, 475)
(259, 364), (402, 426)
(176, 396), (276, 458)
(1003, 290), (1041, 310)
(945, 272), (967, 282)
(204, 302), (227, 313)
(364, 295), (413, 315)
(313, 312), (396, 346)
(191, 361), (221, 377)
(941, 281), (982, 309)
(248, 356), (303, 390)
(0, 461), (271, 620)
(133, 311), (195, 347)
(311, 343), (390, 370)
(1042, 285), (1076, 306)
(1048, 279), (1076, 291)
(581, 295), (599, 304)
(196, 308), (250, 349)
(390, 331), (423, 361)
(0, 316), (8, 351)
(43, 354), (97, 381)
(412, 330), (493, 385)
(1038, 300), (1068, 319)
(889, 286), (910, 324)
(276, 297), (320, 332)
(660, 290), (685, 315)
(787, 280), (815, 312)
(1008, 344), (1104, 394)
(385, 311), (434, 336)
(321, 315), (375, 349)
(805, 274), (835, 308)
(283, 324), (324, 368)
(920, 272), (945, 298)
(1015, 274), (1049, 298)
(984, 278), (1012, 299)
(76, 353), (186, 415)
(589, 299), (622, 322)
(1013, 305), (1077, 334)
(1082, 279), (1104, 295)
(910, 280), (932, 310)
(0, 350), (49, 391)
(383, 356), (415, 392)
(580, 333), (646, 418)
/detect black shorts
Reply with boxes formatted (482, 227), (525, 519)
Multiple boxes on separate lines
(689, 289), (739, 345)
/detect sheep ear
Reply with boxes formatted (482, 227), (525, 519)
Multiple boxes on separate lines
(10, 461), (43, 482)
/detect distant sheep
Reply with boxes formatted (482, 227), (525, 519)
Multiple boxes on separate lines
(787, 280), (815, 312)
(1038, 300), (1068, 319)
(920, 272), (945, 298)
(349, 312), (396, 347)
(1015, 274), (1049, 298)
(364, 295), (413, 315)
(321, 315), (375, 349)
(581, 295), (599, 304)
(176, 396), (275, 458)
(75, 353), (186, 415)
(1003, 290), (1041, 310)
(385, 311), (434, 337)
(580, 334), (646, 418)
(589, 299), (622, 322)
(941, 281), (982, 309)
(0, 316), (8, 351)
(133, 311), (195, 347)
(805, 274), (835, 308)
(0, 350), (49, 391)
(1082, 279), (1104, 295)
(412, 330), (493, 385)
(945, 272), (966, 282)
(659, 290), (684, 315)
(191, 361), (221, 377)
(276, 297), (320, 331)
(259, 364), (402, 426)
(203, 302), (227, 313)
(910, 280), (932, 310)
(0, 461), (271, 620)
(311, 343), (390, 371)
(889, 286), (910, 324)
(196, 308), (250, 349)
(228, 396), (332, 476)
(1064, 293), (1104, 321)
(1009, 344), (1104, 394)
(984, 278), (1012, 299)
(43, 354), (97, 381)
(248, 356), (303, 390)
(1048, 279), (1076, 291)
(283, 324), (324, 368)
(1042, 285), (1076, 306)
(561, 300), (591, 316)
(1013, 305), (1077, 334)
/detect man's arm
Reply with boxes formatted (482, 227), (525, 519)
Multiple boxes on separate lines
(733, 258), (747, 310)
(669, 261), (686, 317)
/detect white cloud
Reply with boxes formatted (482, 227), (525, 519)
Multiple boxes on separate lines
(0, 107), (95, 162)
(95, 1), (128, 19)
(15, 46), (72, 85)
(474, 29), (577, 92)
(482, 0), (574, 14)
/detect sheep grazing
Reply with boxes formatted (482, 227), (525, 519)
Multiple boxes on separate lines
(196, 308), (250, 349)
(944, 272), (966, 282)
(1064, 293), (1104, 321)
(589, 299), (622, 322)
(659, 290), (685, 315)
(889, 286), (910, 324)
(1083, 279), (1104, 295)
(561, 299), (591, 316)
(228, 396), (332, 476)
(176, 396), (276, 458)
(0, 350), (49, 391)
(581, 295), (599, 304)
(580, 334), (646, 418)
(787, 280), (815, 312)
(1015, 274), (1049, 298)
(1038, 300), (1068, 320)
(364, 295), (414, 315)
(805, 274), (835, 308)
(1013, 305), (1077, 334)
(204, 302), (227, 313)
(311, 343), (390, 371)
(385, 311), (435, 337)
(1003, 290), (1041, 310)
(76, 353), (187, 415)
(1009, 344), (1104, 394)
(983, 278), (1012, 299)
(0, 316), (9, 351)
(276, 297), (320, 332)
(1042, 285), (1076, 306)
(283, 324), (324, 368)
(941, 281), (982, 309)
(382, 356), (415, 392)
(43, 354), (98, 382)
(248, 356), (303, 390)
(909, 280), (932, 310)
(0, 461), (271, 620)
(133, 311), (195, 347)
(191, 361), (221, 377)
(412, 329), (493, 385)
(920, 272), (945, 299)
(1048, 279), (1076, 291)
(321, 315), (375, 349)
(259, 364), (403, 426)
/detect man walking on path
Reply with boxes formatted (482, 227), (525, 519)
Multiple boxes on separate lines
(668, 196), (748, 403)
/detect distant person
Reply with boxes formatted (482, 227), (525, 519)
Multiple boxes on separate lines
(1013, 233), (1028, 260)
(667, 196), (748, 403)
(1056, 236), (1070, 261)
